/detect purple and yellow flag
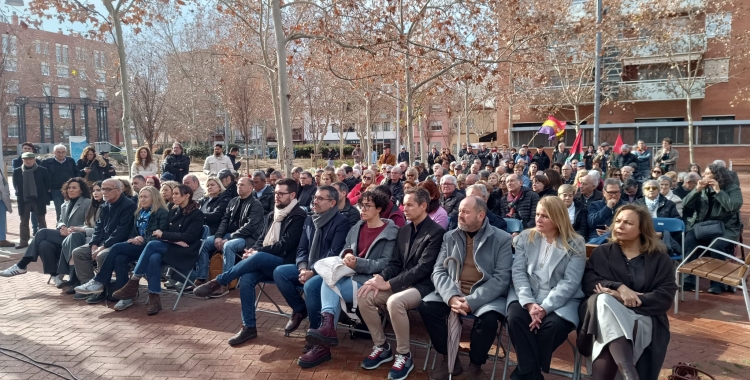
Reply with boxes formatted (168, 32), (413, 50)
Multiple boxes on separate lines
(538, 116), (567, 141)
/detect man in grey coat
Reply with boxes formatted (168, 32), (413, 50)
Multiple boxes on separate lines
(420, 197), (513, 380)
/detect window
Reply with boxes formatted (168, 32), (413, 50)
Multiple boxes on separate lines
(96, 70), (106, 83)
(59, 105), (71, 119)
(7, 123), (18, 138)
(75, 47), (83, 61)
(2, 35), (17, 56)
(80, 88), (88, 98)
(382, 121), (391, 131)
(35, 40), (41, 54)
(57, 65), (69, 78)
(58, 85), (70, 98)
(331, 123), (339, 133)
(41, 62), (50, 76)
(4, 58), (17, 72)
(705, 58), (730, 83)
(96, 89), (106, 101)
(43, 84), (52, 96)
(55, 44), (69, 64)
(430, 104), (442, 112)
(706, 12), (732, 38)
(94, 50), (106, 69)
(371, 123), (380, 132)
(429, 120), (443, 131)
(5, 80), (19, 94)
(43, 42), (49, 55)
(78, 68), (87, 80)
(700, 116), (736, 145)
(8, 103), (17, 116)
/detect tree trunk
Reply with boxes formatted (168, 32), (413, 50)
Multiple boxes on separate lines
(405, 65), (415, 158)
(271, 0), (294, 175)
(686, 97), (694, 163)
(266, 73), (282, 162)
(106, 5), (135, 174)
(365, 97), (372, 165)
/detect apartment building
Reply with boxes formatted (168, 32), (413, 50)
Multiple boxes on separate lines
(496, 0), (747, 169)
(0, 14), (120, 150)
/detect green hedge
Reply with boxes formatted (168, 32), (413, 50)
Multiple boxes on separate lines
(293, 144), (354, 159)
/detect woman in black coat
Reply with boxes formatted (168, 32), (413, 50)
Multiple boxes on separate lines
(557, 184), (588, 239)
(634, 180), (679, 219)
(113, 184), (205, 315)
(577, 205), (677, 380)
(199, 177), (231, 235)
(76, 146), (108, 185)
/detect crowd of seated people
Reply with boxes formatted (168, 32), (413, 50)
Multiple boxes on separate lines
(1, 138), (744, 380)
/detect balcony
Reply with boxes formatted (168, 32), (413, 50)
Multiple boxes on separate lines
(618, 78), (705, 102)
(620, 0), (705, 15)
(621, 34), (706, 65)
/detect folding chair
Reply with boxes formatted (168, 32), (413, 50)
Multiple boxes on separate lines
(255, 281), (293, 320)
(674, 237), (750, 321)
(157, 225), (210, 311)
(652, 217), (685, 261)
(504, 218), (524, 234)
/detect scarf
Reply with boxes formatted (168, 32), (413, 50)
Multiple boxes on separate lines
(136, 207), (152, 236)
(506, 189), (522, 218)
(21, 163), (39, 202)
(262, 198), (298, 246)
(644, 196), (659, 217)
(308, 206), (340, 266)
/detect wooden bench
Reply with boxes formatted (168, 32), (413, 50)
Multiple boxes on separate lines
(729, 159), (750, 172)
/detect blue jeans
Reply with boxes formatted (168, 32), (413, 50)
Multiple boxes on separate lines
(0, 201), (6, 240)
(133, 241), (170, 294)
(196, 233), (231, 279)
(222, 238), (247, 273)
(215, 252), (283, 328)
(320, 277), (359, 324)
(94, 242), (145, 291)
(50, 188), (65, 222)
(273, 264), (323, 329)
(30, 211), (38, 234)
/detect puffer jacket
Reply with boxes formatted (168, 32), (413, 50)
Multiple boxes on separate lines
(498, 187), (540, 228)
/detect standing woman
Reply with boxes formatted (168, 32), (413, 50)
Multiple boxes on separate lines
(584, 144), (596, 170)
(506, 197), (586, 380)
(0, 169), (13, 247)
(132, 146), (158, 177)
(113, 185), (205, 315)
(0, 178), (91, 281)
(77, 146), (107, 186)
(578, 205), (676, 380)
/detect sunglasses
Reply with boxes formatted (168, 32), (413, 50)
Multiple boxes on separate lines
(643, 186), (658, 190)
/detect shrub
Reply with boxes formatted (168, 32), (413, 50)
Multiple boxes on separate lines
(185, 144), (211, 159)
(292, 144), (355, 158)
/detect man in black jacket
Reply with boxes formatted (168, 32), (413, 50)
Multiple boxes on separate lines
(297, 171), (317, 211)
(612, 144), (638, 170)
(355, 187), (444, 377)
(397, 146), (410, 164)
(41, 144), (78, 220)
(385, 167), (404, 205)
(251, 170), (275, 216)
(498, 174), (540, 230)
(162, 142), (191, 183)
(552, 142), (569, 164)
(218, 169), (238, 198)
(71, 179), (136, 302)
(574, 174), (604, 208)
(194, 177), (265, 297)
(440, 175), (465, 219)
(13, 152), (51, 249)
(12, 143), (42, 235)
(332, 182), (360, 227)
(228, 146), (242, 171)
(195, 178), (307, 346)
(532, 145), (551, 171)
(342, 166), (360, 191)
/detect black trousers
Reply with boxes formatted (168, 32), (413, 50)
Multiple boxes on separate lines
(506, 302), (575, 379)
(419, 300), (503, 365)
(20, 203), (47, 242)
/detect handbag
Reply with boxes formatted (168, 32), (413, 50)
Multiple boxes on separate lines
(668, 363), (716, 380)
(693, 220), (725, 241)
(209, 253), (238, 290)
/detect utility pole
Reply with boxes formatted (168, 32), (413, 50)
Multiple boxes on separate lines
(395, 84), (400, 151)
(593, 0), (603, 146)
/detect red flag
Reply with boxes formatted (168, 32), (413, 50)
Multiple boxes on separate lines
(613, 134), (624, 154)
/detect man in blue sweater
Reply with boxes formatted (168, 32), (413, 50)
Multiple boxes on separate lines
(587, 178), (626, 243)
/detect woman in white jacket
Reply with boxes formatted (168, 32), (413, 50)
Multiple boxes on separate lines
(131, 146), (158, 177)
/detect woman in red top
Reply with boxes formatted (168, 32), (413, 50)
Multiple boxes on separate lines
(347, 169), (375, 205)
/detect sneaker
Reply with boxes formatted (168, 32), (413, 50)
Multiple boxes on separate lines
(361, 343), (393, 370)
(51, 275), (64, 287)
(164, 279), (176, 289)
(388, 353), (414, 380)
(209, 286), (229, 298)
(75, 280), (104, 295)
(708, 286), (723, 295)
(86, 292), (107, 304)
(73, 292), (90, 300)
(113, 299), (134, 311)
(0, 264), (27, 277)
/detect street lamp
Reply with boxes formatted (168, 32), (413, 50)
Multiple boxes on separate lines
(593, 0), (610, 146)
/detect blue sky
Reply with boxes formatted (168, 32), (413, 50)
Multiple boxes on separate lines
(4, 1), (112, 34)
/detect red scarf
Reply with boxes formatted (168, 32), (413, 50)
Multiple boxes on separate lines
(506, 190), (522, 218)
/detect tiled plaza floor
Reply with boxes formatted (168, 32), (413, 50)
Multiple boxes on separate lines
(0, 175), (749, 380)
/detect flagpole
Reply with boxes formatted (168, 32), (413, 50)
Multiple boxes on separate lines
(526, 132), (539, 147)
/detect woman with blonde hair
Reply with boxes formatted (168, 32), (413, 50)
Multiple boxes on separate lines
(132, 146), (158, 177)
(76, 146), (107, 185)
(578, 205), (676, 380)
(347, 169), (374, 205)
(574, 169), (589, 188)
(160, 180), (180, 207)
(507, 196), (586, 380)
(199, 177), (229, 235)
(319, 171), (336, 186)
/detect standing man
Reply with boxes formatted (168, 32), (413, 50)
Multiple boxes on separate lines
(251, 170), (275, 216)
(12, 143), (42, 235)
(326, 148), (338, 167)
(377, 145), (397, 167)
(612, 144), (637, 170)
(398, 146), (410, 164)
(532, 145), (551, 171)
(421, 197), (513, 380)
(458, 143), (469, 158)
(162, 142), (190, 183)
(477, 143), (490, 167)
(204, 144), (235, 176)
(42, 144), (78, 221)
(654, 137), (679, 173)
(227, 146), (242, 171)
(428, 145), (439, 170)
(371, 147), (378, 165)
(352, 144), (364, 165)
(595, 142), (612, 173)
(355, 187), (445, 379)
(633, 140), (652, 180)
(12, 152), (51, 249)
(183, 174), (206, 201)
(552, 142), (569, 164)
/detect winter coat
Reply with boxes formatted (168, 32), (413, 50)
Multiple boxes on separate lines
(441, 191), (466, 219)
(571, 199), (589, 240)
(635, 194), (680, 219)
(423, 218), (513, 317)
(587, 199), (626, 240)
(683, 183), (743, 241)
(252, 205), (307, 264)
(215, 195), (266, 247)
(296, 213), (350, 270)
(297, 184), (317, 211)
(41, 156), (78, 189)
(198, 193), (231, 235)
(532, 151), (551, 171)
(654, 148), (679, 173)
(89, 195), (137, 248)
(498, 187), (540, 228)
(612, 152), (638, 170)
(346, 183), (364, 207)
(12, 165), (51, 213)
(574, 189), (603, 208)
(340, 219), (399, 284)
(160, 206), (206, 274)
(130, 161), (158, 177)
(128, 207), (169, 244)
(252, 186), (275, 216)
(339, 199), (361, 228)
(76, 156), (108, 183)
(57, 197), (92, 229)
(508, 230), (586, 325)
(633, 148), (652, 177)
(552, 149), (569, 164)
(162, 153), (191, 183)
(386, 179), (404, 205)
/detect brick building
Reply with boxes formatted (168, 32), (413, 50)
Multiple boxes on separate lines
(0, 14), (120, 152)
(496, 0), (749, 170)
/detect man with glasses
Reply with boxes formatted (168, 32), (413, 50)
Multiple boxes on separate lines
(162, 142), (190, 183)
(612, 144), (637, 170)
(271, 185), (350, 338)
(342, 166), (360, 191)
(574, 174), (603, 208)
(251, 170), (275, 216)
(332, 182), (360, 227)
(194, 177), (265, 297)
(386, 167), (405, 205)
(561, 164), (575, 185)
(297, 171), (317, 210)
(71, 179), (136, 303)
(587, 178), (626, 243)
(194, 179), (307, 346)
(499, 174), (540, 231)
(440, 175), (465, 219)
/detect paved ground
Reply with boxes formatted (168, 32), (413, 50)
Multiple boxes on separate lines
(1, 174), (750, 380)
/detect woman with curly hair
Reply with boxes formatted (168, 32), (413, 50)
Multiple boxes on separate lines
(132, 146), (158, 177)
(145, 175), (161, 190)
(77, 146), (107, 186)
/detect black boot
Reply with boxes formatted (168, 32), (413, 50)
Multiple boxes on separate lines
(63, 266), (80, 294)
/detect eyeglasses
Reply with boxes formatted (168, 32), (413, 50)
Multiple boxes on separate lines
(643, 186), (658, 190)
(407, 174), (415, 177)
(314, 196), (334, 202)
(360, 203), (375, 211)
(101, 188), (117, 193)
(363, 176), (372, 180)
(275, 191), (291, 197)
(652, 170), (662, 174)
(386, 171), (391, 174)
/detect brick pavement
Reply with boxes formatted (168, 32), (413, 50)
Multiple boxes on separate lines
(1, 176), (750, 380)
